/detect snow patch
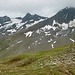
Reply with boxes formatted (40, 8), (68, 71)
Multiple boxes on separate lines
(30, 19), (34, 21)
(2, 33), (5, 35)
(48, 38), (52, 43)
(35, 40), (38, 45)
(41, 25), (57, 31)
(11, 18), (21, 23)
(45, 31), (51, 36)
(70, 38), (75, 42)
(63, 34), (67, 36)
(24, 31), (33, 37)
(7, 29), (16, 33)
(62, 23), (68, 30)
(11, 44), (14, 47)
(16, 23), (25, 29)
(17, 40), (22, 44)
(3, 18), (22, 30)
(0, 23), (1, 26)
(72, 29), (75, 32)
(0, 26), (4, 29)
(6, 47), (10, 50)
(36, 29), (42, 34)
(26, 19), (44, 28)
(3, 18), (24, 30)
(38, 42), (41, 45)
(40, 38), (42, 41)
(69, 19), (75, 27)
(52, 20), (57, 26)
(28, 46), (30, 49)
(51, 44), (54, 48)
(3, 21), (11, 24)
(53, 41), (56, 44)
(35, 40), (38, 43)
(41, 25), (51, 31)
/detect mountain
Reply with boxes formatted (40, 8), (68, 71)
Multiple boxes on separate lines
(26, 7), (75, 31)
(21, 13), (47, 29)
(0, 7), (75, 75)
(53, 7), (75, 24)
(0, 7), (75, 58)
(0, 13), (46, 35)
(22, 13), (47, 23)
(0, 16), (11, 24)
(15, 17), (22, 20)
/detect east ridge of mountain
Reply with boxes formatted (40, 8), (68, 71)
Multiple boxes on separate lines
(26, 7), (75, 31)
(54, 7), (75, 24)
(48, 7), (75, 25)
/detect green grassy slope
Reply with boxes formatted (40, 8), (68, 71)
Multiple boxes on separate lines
(0, 42), (75, 75)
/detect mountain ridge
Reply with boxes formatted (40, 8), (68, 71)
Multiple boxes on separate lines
(0, 7), (75, 58)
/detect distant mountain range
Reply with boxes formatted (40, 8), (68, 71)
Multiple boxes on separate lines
(0, 13), (47, 35)
(0, 7), (75, 36)
(22, 13), (46, 23)
(0, 7), (75, 58)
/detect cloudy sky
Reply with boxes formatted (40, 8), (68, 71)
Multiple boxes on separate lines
(0, 0), (75, 18)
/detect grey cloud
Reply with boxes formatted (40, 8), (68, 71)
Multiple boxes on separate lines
(0, 0), (75, 17)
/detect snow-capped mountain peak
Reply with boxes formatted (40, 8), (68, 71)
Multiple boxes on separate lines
(1, 7), (75, 54)
(0, 13), (47, 35)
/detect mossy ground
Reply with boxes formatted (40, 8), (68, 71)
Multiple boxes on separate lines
(0, 42), (75, 75)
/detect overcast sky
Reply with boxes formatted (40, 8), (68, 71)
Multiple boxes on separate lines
(0, 0), (75, 18)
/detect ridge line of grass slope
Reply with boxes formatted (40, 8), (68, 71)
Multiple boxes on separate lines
(1, 42), (74, 66)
